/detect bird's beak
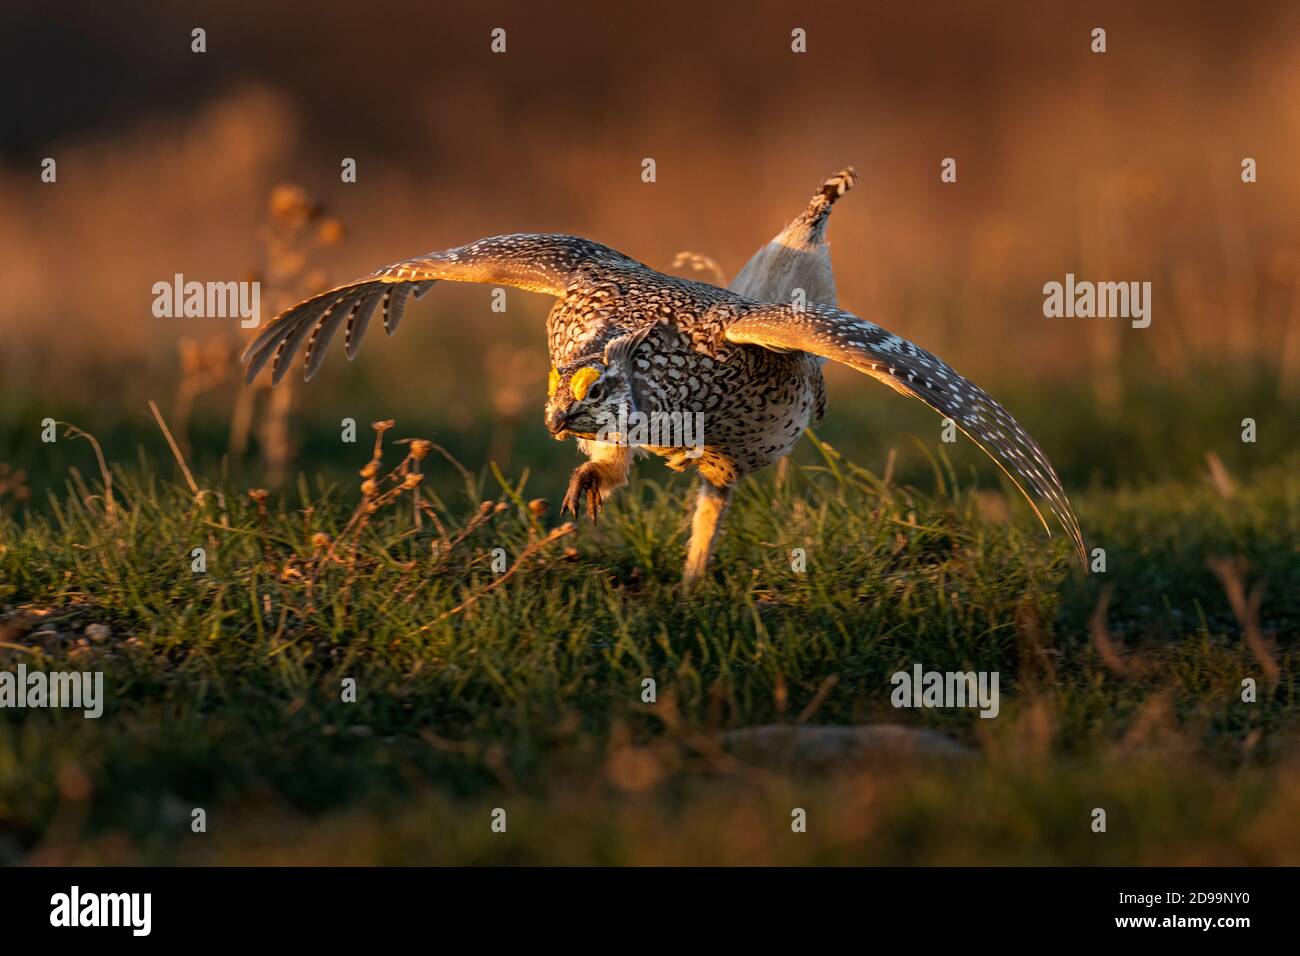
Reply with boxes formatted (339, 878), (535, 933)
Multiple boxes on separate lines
(546, 406), (573, 440)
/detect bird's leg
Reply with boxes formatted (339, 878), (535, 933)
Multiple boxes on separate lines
(682, 479), (733, 588)
(561, 440), (632, 523)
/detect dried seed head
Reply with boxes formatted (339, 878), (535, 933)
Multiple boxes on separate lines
(359, 461), (379, 479)
(494, 502), (509, 513)
(527, 498), (548, 518)
(409, 439), (432, 461)
(271, 249), (305, 279)
(311, 532), (331, 550)
(371, 419), (395, 434)
(268, 183), (311, 226)
(248, 488), (270, 504)
(316, 218), (344, 246)
(360, 479), (379, 496)
(402, 473), (423, 489)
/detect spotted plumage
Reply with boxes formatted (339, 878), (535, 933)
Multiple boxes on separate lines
(241, 169), (1086, 585)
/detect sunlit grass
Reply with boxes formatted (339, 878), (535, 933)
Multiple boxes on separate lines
(0, 420), (1295, 863)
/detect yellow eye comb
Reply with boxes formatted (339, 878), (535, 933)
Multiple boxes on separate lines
(547, 367), (560, 398)
(570, 365), (602, 401)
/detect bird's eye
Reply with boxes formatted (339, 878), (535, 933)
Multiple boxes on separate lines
(570, 365), (603, 401)
(587, 381), (605, 402)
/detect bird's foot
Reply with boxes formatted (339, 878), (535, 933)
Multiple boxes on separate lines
(561, 463), (604, 524)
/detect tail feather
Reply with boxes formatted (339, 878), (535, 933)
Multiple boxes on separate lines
(798, 166), (858, 242)
(729, 165), (858, 306)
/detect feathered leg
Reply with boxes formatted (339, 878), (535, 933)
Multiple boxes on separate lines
(682, 480), (733, 587)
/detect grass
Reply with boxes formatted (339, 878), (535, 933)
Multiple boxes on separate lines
(0, 402), (1296, 865)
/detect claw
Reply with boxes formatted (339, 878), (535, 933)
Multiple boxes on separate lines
(562, 464), (604, 525)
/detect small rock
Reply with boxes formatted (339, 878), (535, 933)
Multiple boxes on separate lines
(85, 623), (111, 642)
(719, 723), (977, 773)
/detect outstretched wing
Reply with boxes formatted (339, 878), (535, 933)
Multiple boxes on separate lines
(242, 234), (635, 384)
(725, 304), (1087, 567)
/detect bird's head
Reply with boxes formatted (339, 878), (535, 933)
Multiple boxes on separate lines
(544, 358), (636, 441)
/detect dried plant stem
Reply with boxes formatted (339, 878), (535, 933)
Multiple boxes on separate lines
(60, 423), (116, 521)
(1207, 556), (1278, 685)
(1089, 584), (1146, 677)
(419, 523), (576, 629)
(258, 382), (294, 485)
(796, 674), (840, 723)
(148, 400), (200, 497)
(228, 381), (259, 457)
(412, 461), (422, 530)
(671, 250), (727, 286)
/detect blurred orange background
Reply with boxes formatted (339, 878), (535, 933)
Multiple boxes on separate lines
(0, 0), (1296, 485)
